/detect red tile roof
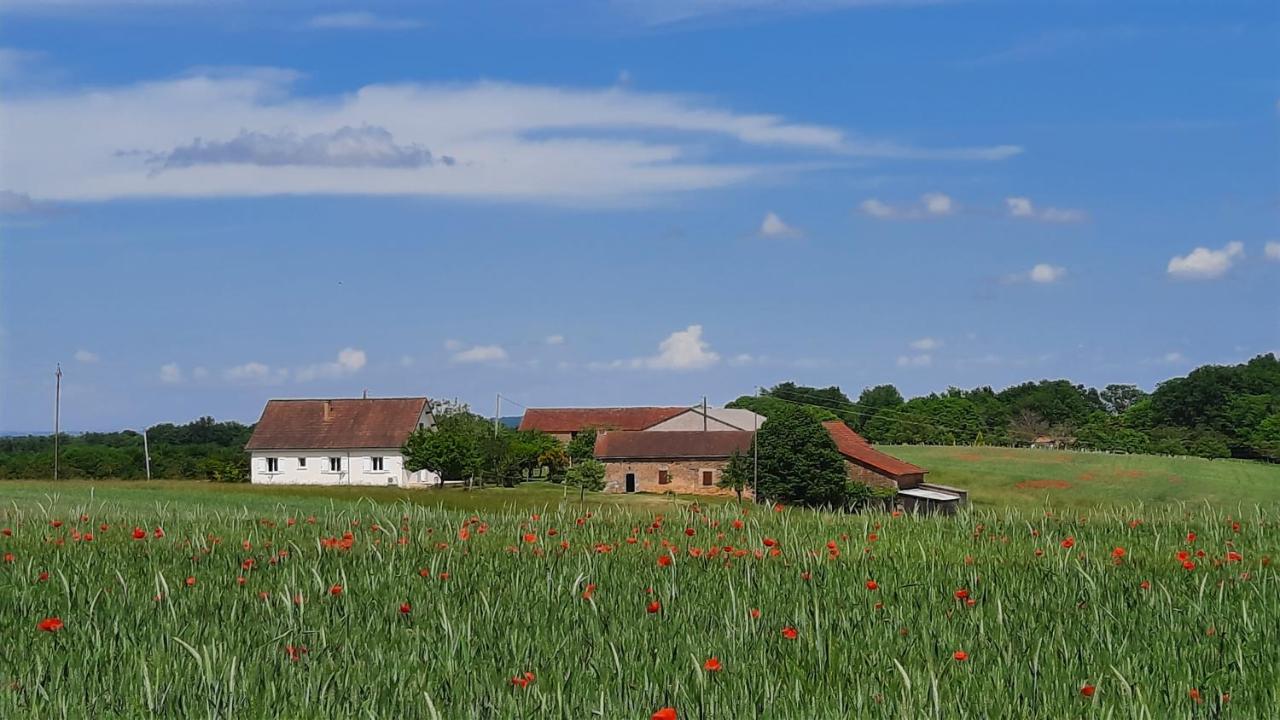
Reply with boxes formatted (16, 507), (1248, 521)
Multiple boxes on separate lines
(594, 430), (755, 460)
(822, 421), (926, 478)
(519, 407), (688, 433)
(245, 398), (429, 451)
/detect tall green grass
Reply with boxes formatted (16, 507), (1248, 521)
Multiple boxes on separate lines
(1, 493), (1275, 718)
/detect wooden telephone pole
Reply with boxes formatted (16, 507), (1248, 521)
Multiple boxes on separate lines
(54, 364), (62, 482)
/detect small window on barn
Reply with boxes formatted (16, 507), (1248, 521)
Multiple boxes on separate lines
(372, 456), (384, 472)
(658, 469), (670, 485)
(266, 457), (279, 473)
(297, 457), (307, 469)
(702, 470), (713, 486)
(329, 457), (342, 473)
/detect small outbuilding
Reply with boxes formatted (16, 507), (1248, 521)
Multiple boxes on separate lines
(593, 430), (755, 496)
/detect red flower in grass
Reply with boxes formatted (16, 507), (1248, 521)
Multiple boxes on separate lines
(1188, 687), (1202, 704)
(522, 533), (538, 544)
(185, 576), (197, 587)
(1060, 536), (1075, 550)
(684, 528), (695, 537)
(703, 657), (722, 672)
(284, 644), (307, 662)
(37, 617), (64, 633)
(750, 608), (761, 619)
(1139, 580), (1151, 591)
(37, 571), (49, 583)
(2, 553), (12, 564)
(781, 626), (798, 640)
(954, 588), (969, 601)
(647, 600), (661, 614)
(399, 603), (412, 615)
(1111, 547), (1126, 562)
(865, 580), (879, 591)
(1182, 560), (1196, 571)
(952, 650), (968, 662)
(657, 554), (673, 568)
(50, 520), (63, 529)
(511, 671), (536, 689)
(1080, 683), (1096, 698)
(132, 527), (147, 540)
(153, 527), (165, 539)
(1226, 551), (1243, 563)
(582, 583), (596, 601)
(763, 537), (778, 548)
(329, 584), (343, 597)
(1186, 532), (1197, 543)
(651, 708), (677, 720)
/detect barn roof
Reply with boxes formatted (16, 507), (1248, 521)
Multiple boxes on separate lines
(518, 407), (688, 433)
(821, 421), (926, 478)
(594, 430), (755, 460)
(245, 398), (429, 450)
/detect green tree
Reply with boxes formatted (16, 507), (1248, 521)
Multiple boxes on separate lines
(1101, 384), (1147, 415)
(538, 445), (570, 482)
(402, 410), (485, 485)
(854, 384), (904, 431)
(564, 458), (606, 501)
(754, 404), (848, 508)
(717, 450), (753, 504)
(566, 429), (598, 463)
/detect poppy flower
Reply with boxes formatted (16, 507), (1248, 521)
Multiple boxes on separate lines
(1060, 537), (1075, 549)
(400, 603), (412, 615)
(1139, 580), (1151, 591)
(582, 583), (596, 601)
(1226, 551), (1243, 562)
(37, 617), (63, 633)
(37, 571), (48, 583)
(2, 553), (11, 564)
(1080, 684), (1096, 697)
(750, 608), (761, 619)
(657, 554), (673, 567)
(330, 584), (343, 596)
(703, 657), (722, 672)
(763, 537), (778, 548)
(511, 671), (536, 689)
(1186, 532), (1196, 543)
(781, 626), (798, 640)
(952, 650), (968, 662)
(1188, 687), (1202, 704)
(651, 708), (677, 720)
(153, 527), (165, 538)
(647, 600), (661, 614)
(684, 528), (695, 537)
(1111, 547), (1126, 561)
(522, 533), (538, 544)
(865, 580), (879, 591)
(954, 588), (969, 601)
(284, 644), (307, 662)
(185, 576), (197, 587)
(132, 527), (146, 540)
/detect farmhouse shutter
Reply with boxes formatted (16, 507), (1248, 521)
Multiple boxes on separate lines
(362, 457), (371, 473)
(254, 457), (265, 473)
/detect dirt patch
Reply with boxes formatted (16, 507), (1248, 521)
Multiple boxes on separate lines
(1077, 472), (1097, 482)
(1114, 469), (1147, 479)
(1015, 479), (1073, 490)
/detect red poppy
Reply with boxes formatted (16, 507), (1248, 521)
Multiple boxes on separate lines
(330, 584), (343, 596)
(647, 600), (661, 614)
(763, 537), (778, 548)
(37, 617), (63, 633)
(153, 527), (165, 538)
(37, 571), (48, 583)
(1080, 684), (1096, 697)
(731, 519), (744, 530)
(284, 644), (307, 662)
(400, 603), (412, 615)
(684, 528), (695, 537)
(781, 626), (798, 640)
(522, 533), (538, 544)
(132, 527), (146, 540)
(50, 520), (63, 528)
(1186, 532), (1196, 543)
(1111, 547), (1126, 561)
(511, 671), (536, 689)
(1060, 536), (1075, 549)
(954, 588), (969, 601)
(1188, 687), (1202, 704)
(657, 554), (673, 567)
(185, 576), (196, 587)
(582, 583), (596, 601)
(651, 708), (677, 720)
(1182, 560), (1196, 571)
(2, 553), (12, 564)
(865, 580), (879, 591)
(1226, 551), (1243, 562)
(1139, 580), (1151, 590)
(750, 608), (761, 619)
(952, 650), (968, 662)
(703, 657), (722, 672)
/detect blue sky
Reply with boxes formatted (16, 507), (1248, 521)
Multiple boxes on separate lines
(1, 0), (1277, 432)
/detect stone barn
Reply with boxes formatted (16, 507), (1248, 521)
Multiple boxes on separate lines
(593, 430), (755, 496)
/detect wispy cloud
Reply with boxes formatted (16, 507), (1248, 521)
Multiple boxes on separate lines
(159, 363), (182, 384)
(758, 211), (802, 238)
(294, 347), (367, 382)
(594, 324), (721, 371)
(617, 0), (952, 26)
(1167, 242), (1243, 280)
(1004, 263), (1067, 285)
(3, 70), (1021, 206)
(446, 340), (508, 364)
(74, 349), (99, 364)
(305, 12), (424, 31)
(859, 192), (954, 219)
(896, 353), (932, 368)
(1264, 241), (1279, 262)
(909, 337), (941, 351)
(1005, 196), (1086, 223)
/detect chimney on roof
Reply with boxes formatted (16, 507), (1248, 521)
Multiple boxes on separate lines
(362, 389), (368, 400)
(323, 400), (333, 421)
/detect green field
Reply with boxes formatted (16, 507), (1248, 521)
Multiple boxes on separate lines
(886, 445), (1280, 509)
(2, 472), (1278, 718)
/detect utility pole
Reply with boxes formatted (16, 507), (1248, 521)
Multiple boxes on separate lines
(494, 393), (501, 437)
(142, 428), (152, 481)
(54, 364), (62, 482)
(702, 395), (708, 431)
(753, 385), (759, 503)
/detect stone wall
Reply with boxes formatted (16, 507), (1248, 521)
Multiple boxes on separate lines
(842, 459), (898, 491)
(602, 459), (747, 497)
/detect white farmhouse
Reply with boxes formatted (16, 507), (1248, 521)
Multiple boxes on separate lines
(245, 397), (440, 487)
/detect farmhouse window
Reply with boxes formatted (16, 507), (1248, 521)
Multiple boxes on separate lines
(702, 470), (714, 486)
(328, 457), (342, 473)
(372, 457), (385, 472)
(658, 469), (670, 485)
(265, 457), (279, 473)
(297, 457), (307, 468)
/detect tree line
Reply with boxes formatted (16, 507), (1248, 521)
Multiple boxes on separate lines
(728, 353), (1280, 462)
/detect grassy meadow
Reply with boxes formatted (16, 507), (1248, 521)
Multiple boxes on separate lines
(1, 471), (1277, 718)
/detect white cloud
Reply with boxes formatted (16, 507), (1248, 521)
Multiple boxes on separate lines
(1265, 241), (1280, 261)
(191, 366), (209, 380)
(1005, 196), (1086, 223)
(294, 347), (367, 382)
(305, 12), (424, 31)
(859, 193), (954, 219)
(544, 334), (565, 345)
(449, 342), (508, 364)
(74, 349), (99, 364)
(224, 361), (285, 384)
(598, 324), (722, 371)
(758, 211), (802, 238)
(896, 353), (932, 368)
(1167, 242), (1244, 280)
(909, 337), (941, 351)
(159, 363), (182, 384)
(728, 353), (757, 366)
(1028, 263), (1066, 284)
(1163, 351), (1186, 364)
(1, 70), (1020, 206)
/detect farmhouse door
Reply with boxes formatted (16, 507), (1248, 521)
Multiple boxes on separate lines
(625, 473), (636, 493)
